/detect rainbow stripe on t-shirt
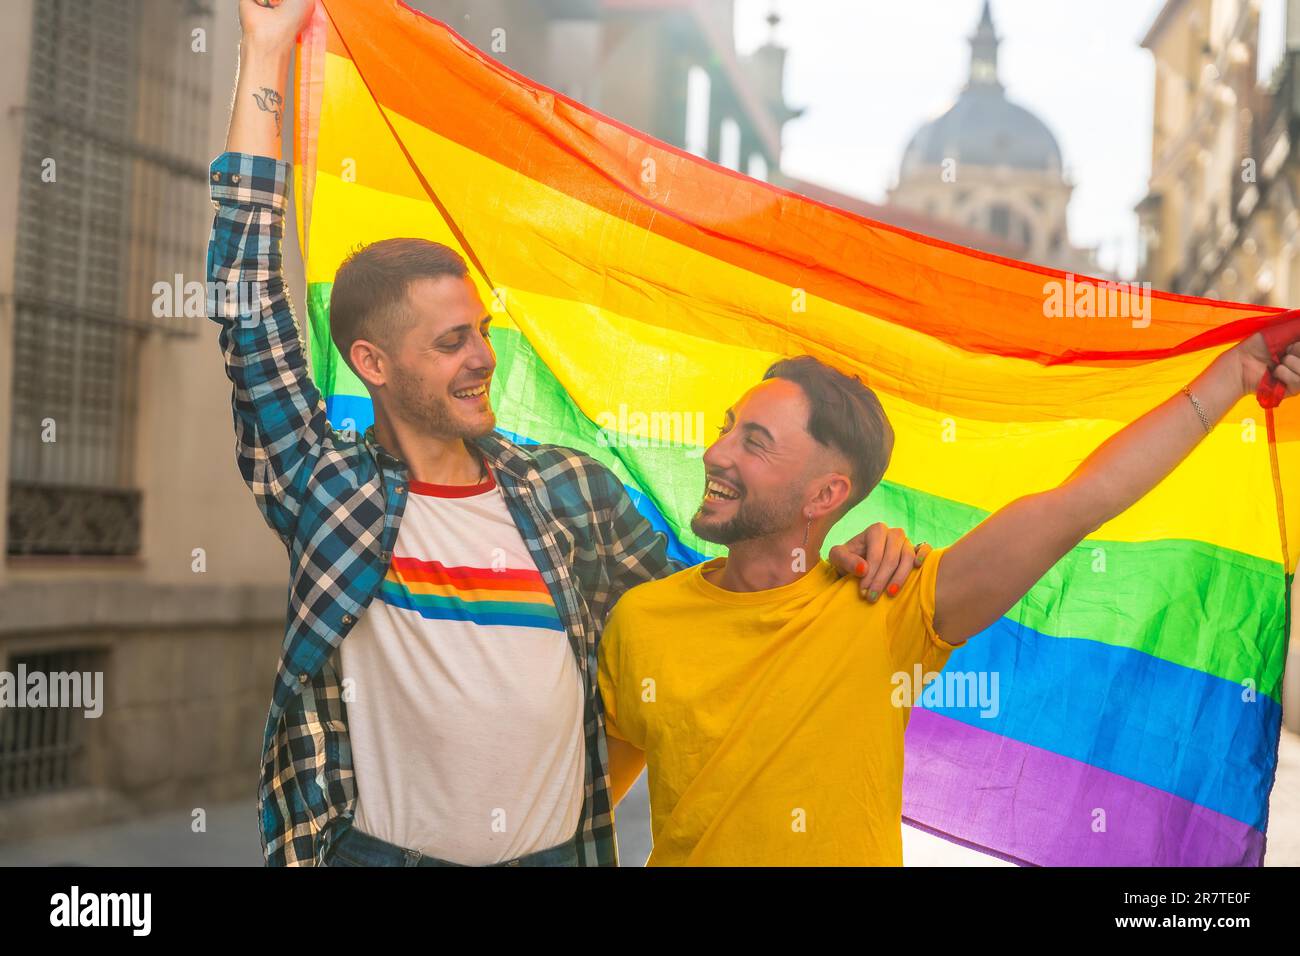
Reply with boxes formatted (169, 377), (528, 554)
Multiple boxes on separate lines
(378, 556), (564, 632)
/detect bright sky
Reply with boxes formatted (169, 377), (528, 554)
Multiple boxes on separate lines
(733, 0), (1180, 279)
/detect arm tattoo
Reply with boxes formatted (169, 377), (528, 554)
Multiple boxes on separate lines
(252, 87), (284, 135)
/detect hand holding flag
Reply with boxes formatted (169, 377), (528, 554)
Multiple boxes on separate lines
(1245, 312), (1300, 407)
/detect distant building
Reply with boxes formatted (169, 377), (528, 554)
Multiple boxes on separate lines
(419, 1), (1011, 257)
(1136, 0), (1300, 305)
(1137, 0), (1300, 732)
(886, 1), (1097, 272)
(0, 0), (283, 842)
(412, 0), (799, 178)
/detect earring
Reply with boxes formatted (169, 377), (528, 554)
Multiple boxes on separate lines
(802, 512), (811, 548)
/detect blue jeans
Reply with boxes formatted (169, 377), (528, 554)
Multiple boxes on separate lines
(322, 820), (579, 867)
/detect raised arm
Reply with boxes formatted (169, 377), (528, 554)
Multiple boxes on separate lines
(208, 0), (326, 547)
(934, 324), (1300, 645)
(227, 0), (315, 158)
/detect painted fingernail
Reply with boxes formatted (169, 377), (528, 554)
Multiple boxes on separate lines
(887, 583), (900, 597)
(867, 590), (879, 602)
(855, 559), (866, 576)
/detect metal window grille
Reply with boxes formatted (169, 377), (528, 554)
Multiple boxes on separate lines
(0, 648), (103, 800)
(8, 0), (214, 555)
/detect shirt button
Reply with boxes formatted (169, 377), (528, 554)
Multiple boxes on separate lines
(380, 550), (391, 562)
(298, 673), (310, 684)
(342, 614), (353, 625)
(395, 486), (405, 495)
(230, 173), (241, 184)
(211, 171), (220, 182)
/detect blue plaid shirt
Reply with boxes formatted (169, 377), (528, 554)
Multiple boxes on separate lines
(206, 151), (679, 866)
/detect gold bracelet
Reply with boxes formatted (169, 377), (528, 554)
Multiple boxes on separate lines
(1182, 385), (1212, 434)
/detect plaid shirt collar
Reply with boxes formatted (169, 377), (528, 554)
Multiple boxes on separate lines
(362, 424), (536, 482)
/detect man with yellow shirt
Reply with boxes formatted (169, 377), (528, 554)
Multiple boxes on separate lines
(599, 333), (1300, 865)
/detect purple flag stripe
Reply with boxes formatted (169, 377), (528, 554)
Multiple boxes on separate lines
(903, 708), (1266, 866)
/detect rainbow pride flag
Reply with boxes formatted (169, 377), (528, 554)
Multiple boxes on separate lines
(293, 0), (1300, 865)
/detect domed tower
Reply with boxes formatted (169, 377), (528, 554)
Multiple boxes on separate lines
(888, 1), (1093, 271)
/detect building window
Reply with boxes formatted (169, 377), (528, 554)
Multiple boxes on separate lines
(8, 0), (212, 556)
(989, 203), (1011, 238)
(685, 65), (711, 157)
(1257, 0), (1286, 86)
(0, 648), (104, 800)
(747, 152), (768, 181)
(719, 117), (741, 170)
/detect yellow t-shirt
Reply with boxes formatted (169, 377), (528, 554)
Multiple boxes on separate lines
(597, 546), (957, 866)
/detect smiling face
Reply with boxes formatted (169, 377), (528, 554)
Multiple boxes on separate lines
(691, 377), (852, 546)
(361, 274), (497, 440)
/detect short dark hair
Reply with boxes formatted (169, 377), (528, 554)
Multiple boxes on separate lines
(329, 238), (469, 372)
(763, 355), (894, 513)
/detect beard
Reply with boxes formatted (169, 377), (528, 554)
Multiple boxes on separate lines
(390, 363), (495, 440)
(689, 487), (801, 546)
